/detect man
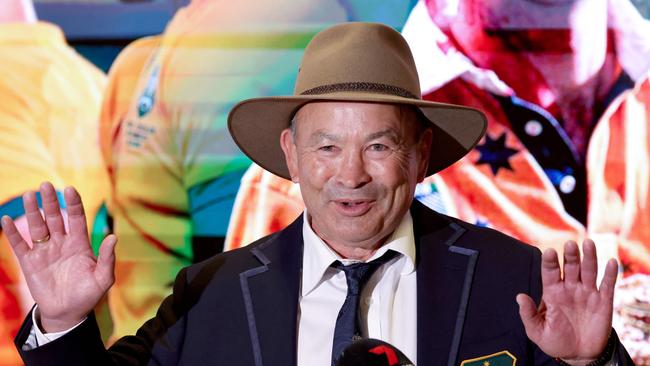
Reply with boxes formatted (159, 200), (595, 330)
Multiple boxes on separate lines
(0, 0), (108, 363)
(223, 3), (650, 359)
(2, 23), (632, 365)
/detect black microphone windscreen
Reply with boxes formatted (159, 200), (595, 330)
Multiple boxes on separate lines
(335, 338), (414, 366)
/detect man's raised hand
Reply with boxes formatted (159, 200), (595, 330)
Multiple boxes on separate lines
(0, 182), (117, 333)
(516, 239), (618, 365)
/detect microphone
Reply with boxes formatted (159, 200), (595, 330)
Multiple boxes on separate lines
(335, 338), (414, 366)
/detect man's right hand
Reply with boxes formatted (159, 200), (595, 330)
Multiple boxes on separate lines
(0, 182), (117, 333)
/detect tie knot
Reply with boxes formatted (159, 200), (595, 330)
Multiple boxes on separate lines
(332, 250), (399, 295)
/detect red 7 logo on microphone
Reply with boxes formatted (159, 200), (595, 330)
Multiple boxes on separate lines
(369, 345), (399, 365)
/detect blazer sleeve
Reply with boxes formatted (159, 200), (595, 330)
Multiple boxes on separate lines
(14, 267), (192, 366)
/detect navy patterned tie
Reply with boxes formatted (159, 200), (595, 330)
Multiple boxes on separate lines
(330, 250), (399, 365)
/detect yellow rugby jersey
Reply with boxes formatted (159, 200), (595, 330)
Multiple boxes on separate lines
(0, 22), (108, 365)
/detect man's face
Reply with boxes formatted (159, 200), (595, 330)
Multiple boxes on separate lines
(280, 102), (432, 253)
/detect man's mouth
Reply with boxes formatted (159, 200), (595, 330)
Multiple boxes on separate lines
(333, 199), (374, 216)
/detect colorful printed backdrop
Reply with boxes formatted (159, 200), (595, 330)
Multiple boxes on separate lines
(1, 0), (649, 365)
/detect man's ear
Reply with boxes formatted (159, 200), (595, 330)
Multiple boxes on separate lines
(280, 128), (299, 183)
(417, 128), (433, 182)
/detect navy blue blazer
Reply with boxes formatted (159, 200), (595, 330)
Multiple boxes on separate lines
(15, 201), (633, 365)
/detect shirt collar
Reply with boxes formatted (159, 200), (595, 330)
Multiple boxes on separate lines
(301, 210), (416, 297)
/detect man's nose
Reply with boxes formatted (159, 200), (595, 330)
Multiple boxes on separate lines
(335, 150), (371, 188)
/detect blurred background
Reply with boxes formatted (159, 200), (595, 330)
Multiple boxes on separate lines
(1, 0), (649, 364)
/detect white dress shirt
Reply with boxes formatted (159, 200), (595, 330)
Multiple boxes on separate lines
(297, 211), (417, 366)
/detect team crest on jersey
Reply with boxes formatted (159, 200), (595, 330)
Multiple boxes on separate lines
(137, 65), (160, 117)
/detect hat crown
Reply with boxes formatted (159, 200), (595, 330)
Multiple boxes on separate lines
(294, 22), (422, 99)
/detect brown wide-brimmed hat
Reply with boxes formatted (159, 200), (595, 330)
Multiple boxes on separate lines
(228, 22), (487, 179)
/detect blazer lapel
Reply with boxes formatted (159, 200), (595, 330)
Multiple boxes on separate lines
(239, 215), (304, 366)
(413, 202), (479, 366)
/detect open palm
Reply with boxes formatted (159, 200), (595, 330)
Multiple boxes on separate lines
(517, 240), (618, 365)
(1, 182), (116, 332)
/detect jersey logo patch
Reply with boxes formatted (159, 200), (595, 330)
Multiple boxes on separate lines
(137, 65), (160, 118)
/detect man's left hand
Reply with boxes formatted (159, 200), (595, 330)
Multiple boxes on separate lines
(516, 239), (618, 365)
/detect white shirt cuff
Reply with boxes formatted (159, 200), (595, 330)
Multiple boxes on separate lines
(22, 305), (87, 350)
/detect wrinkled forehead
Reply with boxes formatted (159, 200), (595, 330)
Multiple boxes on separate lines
(292, 101), (421, 138)
(294, 101), (416, 123)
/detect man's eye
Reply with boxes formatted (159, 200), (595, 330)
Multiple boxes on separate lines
(319, 145), (336, 152)
(369, 144), (388, 151)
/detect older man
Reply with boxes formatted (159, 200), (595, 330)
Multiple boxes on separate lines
(225, 3), (650, 360)
(2, 22), (632, 366)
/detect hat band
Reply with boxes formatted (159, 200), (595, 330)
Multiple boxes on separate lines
(300, 82), (418, 100)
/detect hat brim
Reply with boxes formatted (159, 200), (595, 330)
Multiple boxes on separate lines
(228, 91), (487, 180)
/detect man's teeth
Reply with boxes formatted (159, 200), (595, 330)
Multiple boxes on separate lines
(342, 202), (361, 206)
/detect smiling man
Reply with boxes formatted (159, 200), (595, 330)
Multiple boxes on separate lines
(2, 22), (634, 366)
